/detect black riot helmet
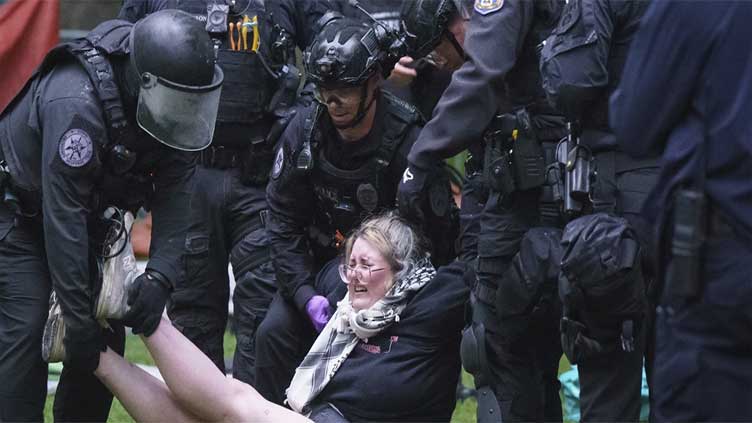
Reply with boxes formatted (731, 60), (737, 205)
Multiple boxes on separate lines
(304, 17), (386, 90)
(129, 10), (223, 151)
(305, 16), (402, 129)
(400, 0), (471, 59)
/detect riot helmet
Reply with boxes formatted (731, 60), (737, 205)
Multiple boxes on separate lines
(305, 17), (385, 89)
(129, 10), (223, 151)
(305, 17), (393, 129)
(400, 0), (471, 60)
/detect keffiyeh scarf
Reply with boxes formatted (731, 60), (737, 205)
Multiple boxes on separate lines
(286, 258), (436, 414)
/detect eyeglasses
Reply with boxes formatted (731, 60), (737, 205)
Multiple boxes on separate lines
(314, 85), (364, 107)
(338, 263), (385, 284)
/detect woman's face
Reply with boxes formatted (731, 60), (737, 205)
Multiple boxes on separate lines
(343, 238), (394, 311)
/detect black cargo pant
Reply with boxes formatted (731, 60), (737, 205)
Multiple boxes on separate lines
(167, 165), (276, 385)
(0, 203), (125, 422)
(573, 153), (659, 422)
(476, 188), (564, 423)
(255, 259), (346, 405)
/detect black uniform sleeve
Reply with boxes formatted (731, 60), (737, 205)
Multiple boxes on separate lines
(267, 0), (333, 50)
(118, 0), (171, 22)
(266, 108), (319, 311)
(407, 0), (535, 170)
(145, 149), (197, 287)
(610, 1), (711, 157)
(40, 96), (104, 332)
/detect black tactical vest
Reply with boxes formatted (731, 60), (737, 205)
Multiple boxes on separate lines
(308, 92), (421, 255)
(2, 20), (160, 214)
(173, 0), (282, 127)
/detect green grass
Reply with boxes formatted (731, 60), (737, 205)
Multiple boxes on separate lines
(44, 332), (571, 423)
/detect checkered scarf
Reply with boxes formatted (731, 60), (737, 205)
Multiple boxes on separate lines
(286, 258), (436, 414)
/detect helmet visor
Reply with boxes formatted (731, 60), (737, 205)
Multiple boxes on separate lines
(136, 65), (223, 151)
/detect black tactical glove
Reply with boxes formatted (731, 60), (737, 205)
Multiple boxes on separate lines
(397, 164), (430, 225)
(63, 318), (106, 373)
(123, 270), (171, 337)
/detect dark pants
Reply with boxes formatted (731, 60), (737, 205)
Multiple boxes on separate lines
(458, 172), (487, 264)
(255, 259), (346, 405)
(167, 166), (276, 384)
(476, 189), (564, 423)
(575, 160), (658, 423)
(653, 235), (752, 422)
(0, 205), (125, 422)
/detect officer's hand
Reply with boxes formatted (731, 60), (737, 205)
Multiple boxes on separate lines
(389, 56), (418, 87)
(63, 318), (106, 373)
(123, 271), (170, 337)
(305, 295), (331, 332)
(397, 165), (429, 225)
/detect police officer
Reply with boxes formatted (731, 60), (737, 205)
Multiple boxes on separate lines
(397, 0), (567, 422)
(398, 0), (483, 266)
(538, 1), (657, 420)
(257, 15), (456, 405)
(117, 0), (325, 383)
(0, 10), (221, 421)
(611, 2), (752, 420)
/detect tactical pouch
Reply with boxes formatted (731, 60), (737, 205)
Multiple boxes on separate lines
(216, 49), (275, 125)
(483, 115), (516, 195)
(512, 110), (546, 191)
(560, 316), (603, 364)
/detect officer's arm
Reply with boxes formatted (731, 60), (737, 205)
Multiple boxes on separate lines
(610, 1), (711, 157)
(269, 0), (329, 51)
(40, 98), (102, 331)
(266, 116), (318, 311)
(407, 0), (534, 170)
(144, 149), (198, 288)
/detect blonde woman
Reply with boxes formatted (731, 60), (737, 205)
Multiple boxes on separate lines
(49, 214), (470, 422)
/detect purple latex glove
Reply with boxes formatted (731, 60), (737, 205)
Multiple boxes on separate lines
(305, 295), (331, 332)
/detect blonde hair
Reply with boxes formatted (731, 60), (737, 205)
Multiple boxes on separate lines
(343, 212), (427, 285)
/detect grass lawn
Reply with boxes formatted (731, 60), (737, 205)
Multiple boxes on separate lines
(44, 332), (571, 423)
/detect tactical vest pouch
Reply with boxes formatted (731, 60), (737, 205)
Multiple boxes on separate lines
(216, 49), (275, 125)
(483, 115), (517, 195)
(512, 110), (546, 191)
(539, 0), (604, 118)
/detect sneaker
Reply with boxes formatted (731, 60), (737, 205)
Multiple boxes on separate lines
(95, 211), (137, 321)
(42, 292), (66, 363)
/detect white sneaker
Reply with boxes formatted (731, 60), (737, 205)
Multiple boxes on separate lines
(95, 211), (137, 321)
(42, 292), (66, 363)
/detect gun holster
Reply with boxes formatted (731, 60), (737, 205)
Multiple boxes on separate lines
(665, 188), (706, 300)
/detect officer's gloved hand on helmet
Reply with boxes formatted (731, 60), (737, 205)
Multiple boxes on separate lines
(306, 295), (331, 332)
(398, 164), (430, 225)
(123, 270), (171, 337)
(64, 318), (106, 373)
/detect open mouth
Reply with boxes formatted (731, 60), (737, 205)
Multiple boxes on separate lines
(353, 285), (368, 293)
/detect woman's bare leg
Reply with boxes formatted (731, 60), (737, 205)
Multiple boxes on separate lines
(142, 317), (309, 422)
(94, 348), (200, 422)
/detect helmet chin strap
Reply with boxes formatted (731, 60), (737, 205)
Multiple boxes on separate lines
(333, 84), (379, 130)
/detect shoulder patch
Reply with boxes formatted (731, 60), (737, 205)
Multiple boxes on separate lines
(474, 0), (503, 15)
(271, 145), (285, 180)
(58, 128), (93, 167)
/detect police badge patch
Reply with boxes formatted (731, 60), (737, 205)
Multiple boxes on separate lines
(271, 146), (284, 179)
(356, 183), (379, 212)
(58, 128), (93, 167)
(474, 0), (503, 15)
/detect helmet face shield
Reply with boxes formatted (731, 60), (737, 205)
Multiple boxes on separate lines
(135, 65), (223, 151)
